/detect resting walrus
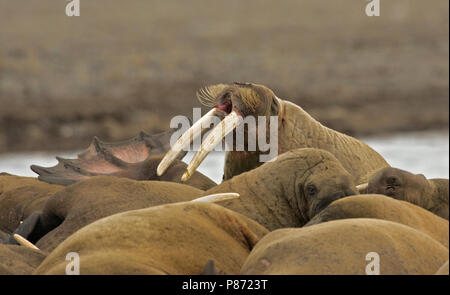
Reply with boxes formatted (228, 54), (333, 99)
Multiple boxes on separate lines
(157, 82), (389, 184)
(10, 148), (356, 250)
(8, 177), (205, 252)
(240, 218), (449, 275)
(367, 167), (449, 220)
(205, 148), (358, 230)
(305, 194), (449, 248)
(34, 202), (268, 275)
(0, 174), (63, 234)
(0, 244), (47, 275)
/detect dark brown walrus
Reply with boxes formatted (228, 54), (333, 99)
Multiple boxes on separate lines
(240, 219), (449, 275)
(30, 129), (216, 190)
(34, 202), (269, 275)
(367, 167), (449, 220)
(305, 194), (449, 248)
(157, 82), (389, 184)
(10, 148), (357, 251)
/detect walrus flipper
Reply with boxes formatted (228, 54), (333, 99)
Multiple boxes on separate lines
(31, 130), (184, 186)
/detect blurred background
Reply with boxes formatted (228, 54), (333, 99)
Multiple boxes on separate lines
(0, 0), (448, 181)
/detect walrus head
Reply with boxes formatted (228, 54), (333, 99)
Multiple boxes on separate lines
(367, 167), (431, 206)
(291, 152), (358, 221)
(157, 82), (280, 181)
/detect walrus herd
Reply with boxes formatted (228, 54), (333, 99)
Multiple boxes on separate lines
(1, 83), (448, 275)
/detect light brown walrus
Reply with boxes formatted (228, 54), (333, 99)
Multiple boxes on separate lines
(205, 148), (358, 230)
(367, 167), (449, 220)
(0, 174), (63, 235)
(305, 194), (449, 248)
(10, 148), (357, 251)
(240, 218), (449, 275)
(0, 244), (47, 275)
(10, 176), (205, 252)
(34, 202), (269, 275)
(157, 82), (389, 184)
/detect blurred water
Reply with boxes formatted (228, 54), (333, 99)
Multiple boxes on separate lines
(0, 131), (448, 184)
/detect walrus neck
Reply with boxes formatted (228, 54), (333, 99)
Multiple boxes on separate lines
(427, 179), (449, 211)
(277, 98), (389, 184)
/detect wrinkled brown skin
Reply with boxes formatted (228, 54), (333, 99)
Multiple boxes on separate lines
(240, 218), (449, 275)
(24, 176), (204, 252)
(205, 148), (358, 230)
(202, 83), (389, 183)
(367, 167), (449, 220)
(435, 260), (449, 275)
(306, 194), (449, 248)
(0, 175), (63, 234)
(30, 129), (217, 191)
(0, 244), (47, 275)
(34, 202), (269, 275)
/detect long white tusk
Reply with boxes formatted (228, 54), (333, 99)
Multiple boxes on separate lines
(190, 192), (240, 203)
(13, 234), (40, 251)
(182, 111), (243, 182)
(356, 183), (368, 194)
(157, 108), (220, 176)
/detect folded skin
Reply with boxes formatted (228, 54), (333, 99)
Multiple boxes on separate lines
(205, 148), (358, 230)
(240, 218), (449, 275)
(0, 174), (63, 234)
(10, 176), (205, 252)
(34, 202), (269, 275)
(305, 194), (449, 248)
(367, 167), (449, 220)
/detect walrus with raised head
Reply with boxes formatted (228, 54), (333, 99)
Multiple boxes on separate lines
(34, 202), (268, 275)
(240, 218), (449, 275)
(305, 194), (449, 248)
(157, 82), (389, 184)
(367, 167), (449, 220)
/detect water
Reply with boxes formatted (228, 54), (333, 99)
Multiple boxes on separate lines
(0, 131), (448, 184)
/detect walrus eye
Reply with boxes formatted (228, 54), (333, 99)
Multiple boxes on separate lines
(306, 184), (317, 197)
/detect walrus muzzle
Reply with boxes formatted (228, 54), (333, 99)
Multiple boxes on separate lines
(157, 109), (243, 181)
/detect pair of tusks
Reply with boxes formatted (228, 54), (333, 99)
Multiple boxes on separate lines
(157, 109), (243, 182)
(11, 192), (240, 251)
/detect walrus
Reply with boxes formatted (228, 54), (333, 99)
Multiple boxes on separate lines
(10, 148), (356, 250)
(240, 218), (449, 275)
(367, 167), (449, 220)
(157, 82), (389, 184)
(8, 176), (205, 252)
(0, 229), (8, 243)
(30, 129), (216, 190)
(305, 194), (449, 248)
(435, 260), (449, 275)
(205, 148), (358, 230)
(0, 244), (47, 275)
(0, 174), (63, 234)
(34, 202), (268, 275)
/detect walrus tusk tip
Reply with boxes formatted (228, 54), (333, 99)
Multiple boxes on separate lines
(13, 234), (40, 251)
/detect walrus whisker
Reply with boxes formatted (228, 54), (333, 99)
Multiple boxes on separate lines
(157, 108), (220, 176)
(13, 234), (40, 251)
(190, 192), (240, 203)
(181, 111), (243, 182)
